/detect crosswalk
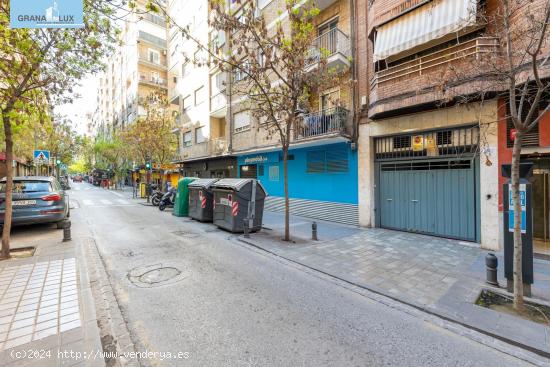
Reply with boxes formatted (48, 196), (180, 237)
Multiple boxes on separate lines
(73, 198), (135, 208)
(71, 185), (96, 191)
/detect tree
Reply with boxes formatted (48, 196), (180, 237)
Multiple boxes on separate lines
(440, 0), (550, 311)
(146, 0), (338, 240)
(93, 134), (126, 183)
(120, 92), (177, 190)
(0, 0), (115, 258)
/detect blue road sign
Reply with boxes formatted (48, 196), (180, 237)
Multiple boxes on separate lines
(33, 150), (50, 163)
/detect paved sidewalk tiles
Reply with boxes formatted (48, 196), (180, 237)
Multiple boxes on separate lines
(0, 259), (81, 351)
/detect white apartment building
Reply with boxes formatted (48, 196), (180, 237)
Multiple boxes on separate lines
(95, 0), (169, 138)
(168, 0), (234, 178)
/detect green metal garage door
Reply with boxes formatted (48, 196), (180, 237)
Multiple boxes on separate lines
(378, 159), (477, 241)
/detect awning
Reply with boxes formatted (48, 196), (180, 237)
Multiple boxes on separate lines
(373, 0), (477, 62)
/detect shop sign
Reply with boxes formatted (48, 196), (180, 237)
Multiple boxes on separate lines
(244, 155), (268, 164)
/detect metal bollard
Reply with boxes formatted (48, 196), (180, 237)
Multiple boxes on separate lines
(62, 220), (72, 242)
(312, 221), (318, 241)
(485, 253), (498, 286)
(243, 219), (250, 238)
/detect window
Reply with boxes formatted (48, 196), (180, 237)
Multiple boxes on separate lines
(258, 165), (265, 176)
(234, 60), (250, 82)
(234, 111), (251, 132)
(194, 86), (205, 106)
(151, 71), (160, 82)
(393, 135), (411, 149)
(195, 126), (206, 144)
(306, 148), (348, 173)
(182, 95), (191, 111)
(148, 49), (160, 64)
(183, 131), (192, 146)
(258, 0), (271, 9)
(320, 88), (340, 111)
(268, 165), (279, 181)
(212, 72), (226, 95)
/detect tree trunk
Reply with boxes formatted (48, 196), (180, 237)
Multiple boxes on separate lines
(511, 130), (524, 312)
(1, 109), (14, 259)
(283, 146), (290, 241)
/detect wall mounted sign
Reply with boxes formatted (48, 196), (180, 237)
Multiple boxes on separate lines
(10, 0), (84, 28)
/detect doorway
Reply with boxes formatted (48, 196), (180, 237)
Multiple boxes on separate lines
(531, 158), (550, 257)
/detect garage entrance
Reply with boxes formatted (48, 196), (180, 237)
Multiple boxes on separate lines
(374, 126), (480, 242)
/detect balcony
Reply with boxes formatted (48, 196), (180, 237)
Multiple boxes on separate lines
(174, 137), (228, 162)
(138, 73), (167, 89)
(294, 107), (350, 141)
(168, 88), (180, 105)
(138, 53), (167, 69)
(369, 37), (500, 117)
(307, 28), (351, 72)
(210, 92), (227, 118)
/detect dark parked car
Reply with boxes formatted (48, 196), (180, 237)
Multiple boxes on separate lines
(0, 176), (70, 228)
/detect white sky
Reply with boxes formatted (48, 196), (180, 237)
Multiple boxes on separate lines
(54, 75), (99, 135)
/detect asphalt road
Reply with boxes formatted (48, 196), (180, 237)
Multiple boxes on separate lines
(69, 182), (530, 367)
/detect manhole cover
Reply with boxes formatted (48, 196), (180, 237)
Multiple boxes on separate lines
(127, 263), (188, 288)
(171, 230), (200, 239)
(139, 267), (180, 284)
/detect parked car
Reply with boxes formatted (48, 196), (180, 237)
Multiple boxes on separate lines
(73, 175), (83, 182)
(0, 176), (70, 229)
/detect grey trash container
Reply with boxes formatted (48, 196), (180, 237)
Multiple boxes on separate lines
(188, 178), (219, 222)
(212, 178), (267, 233)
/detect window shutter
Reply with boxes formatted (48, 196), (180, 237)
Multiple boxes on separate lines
(307, 150), (326, 173)
(326, 148), (348, 172)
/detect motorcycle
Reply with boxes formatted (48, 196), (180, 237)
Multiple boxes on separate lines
(150, 186), (163, 206)
(158, 187), (177, 211)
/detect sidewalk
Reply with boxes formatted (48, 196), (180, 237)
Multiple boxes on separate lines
(0, 224), (103, 367)
(241, 211), (550, 361)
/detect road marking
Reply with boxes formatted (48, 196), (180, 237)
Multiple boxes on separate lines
(100, 199), (112, 205)
(110, 191), (125, 198)
(83, 200), (93, 206)
(116, 199), (130, 205)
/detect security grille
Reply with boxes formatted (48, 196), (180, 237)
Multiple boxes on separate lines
(380, 159), (472, 171)
(374, 125), (479, 160)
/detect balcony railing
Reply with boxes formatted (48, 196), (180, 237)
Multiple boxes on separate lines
(295, 107), (349, 140)
(307, 28), (351, 66)
(138, 53), (167, 67)
(210, 91), (227, 113)
(174, 137), (228, 161)
(371, 37), (500, 88)
(138, 73), (167, 87)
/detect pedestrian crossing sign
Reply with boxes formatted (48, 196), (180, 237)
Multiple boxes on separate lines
(33, 150), (50, 164)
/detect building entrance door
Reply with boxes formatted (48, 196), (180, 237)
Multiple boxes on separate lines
(532, 160), (550, 258)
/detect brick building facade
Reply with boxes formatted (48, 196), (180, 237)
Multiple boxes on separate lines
(355, 0), (550, 253)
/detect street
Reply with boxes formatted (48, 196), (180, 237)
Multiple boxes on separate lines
(67, 182), (530, 367)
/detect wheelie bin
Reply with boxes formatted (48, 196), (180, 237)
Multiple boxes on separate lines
(173, 177), (196, 217)
(188, 178), (219, 222)
(212, 179), (267, 233)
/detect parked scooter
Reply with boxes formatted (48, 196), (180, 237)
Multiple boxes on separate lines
(150, 186), (163, 206)
(158, 187), (177, 211)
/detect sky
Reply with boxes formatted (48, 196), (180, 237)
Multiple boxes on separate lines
(54, 75), (99, 135)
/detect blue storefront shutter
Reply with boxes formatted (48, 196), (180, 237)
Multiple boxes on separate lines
(326, 148), (348, 173)
(307, 150), (325, 173)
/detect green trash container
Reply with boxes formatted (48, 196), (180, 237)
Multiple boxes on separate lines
(173, 177), (197, 217)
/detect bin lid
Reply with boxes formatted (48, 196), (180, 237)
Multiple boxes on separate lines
(212, 178), (266, 194)
(188, 178), (219, 189)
